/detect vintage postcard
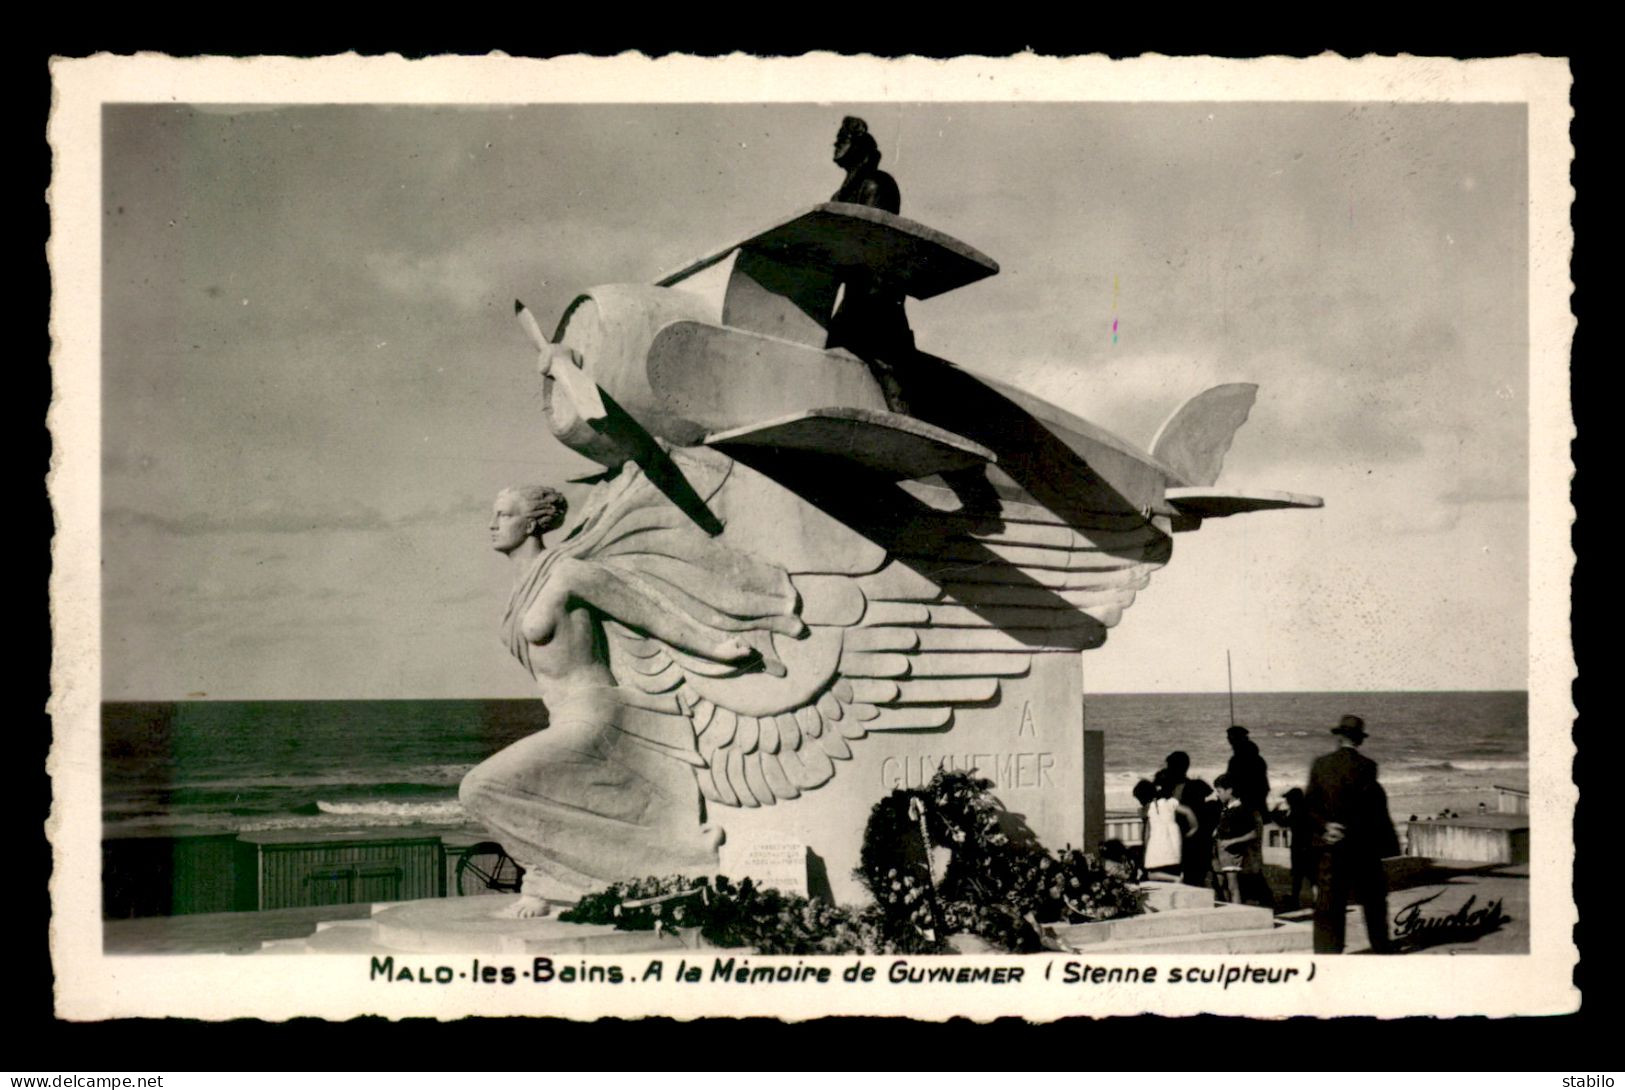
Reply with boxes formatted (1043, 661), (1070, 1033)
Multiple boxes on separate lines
(47, 52), (1576, 1021)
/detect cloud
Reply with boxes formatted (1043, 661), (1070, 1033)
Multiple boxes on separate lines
(365, 247), (500, 315)
(1440, 477), (1529, 506)
(105, 492), (487, 536)
(192, 574), (365, 605)
(1373, 504), (1464, 537)
(106, 502), (387, 536)
(186, 104), (296, 116)
(429, 585), (487, 606)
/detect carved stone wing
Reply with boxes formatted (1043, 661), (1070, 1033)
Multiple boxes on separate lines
(606, 482), (1171, 808)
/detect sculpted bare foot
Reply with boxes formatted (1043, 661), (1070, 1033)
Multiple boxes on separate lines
(502, 894), (553, 919)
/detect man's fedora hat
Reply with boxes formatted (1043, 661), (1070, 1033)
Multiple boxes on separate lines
(1225, 724), (1249, 737)
(1331, 714), (1368, 740)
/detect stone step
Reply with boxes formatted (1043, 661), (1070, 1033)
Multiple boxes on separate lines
(1058, 904), (1275, 947)
(508, 927), (696, 956)
(317, 918), (377, 932)
(255, 919), (379, 955)
(368, 901), (413, 915)
(258, 902), (707, 956)
(300, 920), (391, 954)
(257, 937), (319, 955)
(369, 896), (696, 955)
(1067, 921), (1313, 955)
(1136, 883), (1215, 912)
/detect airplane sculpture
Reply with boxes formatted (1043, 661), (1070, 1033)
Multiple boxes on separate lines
(497, 200), (1322, 824)
(524, 200), (1320, 535)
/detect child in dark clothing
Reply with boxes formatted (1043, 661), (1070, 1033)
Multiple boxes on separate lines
(1213, 774), (1273, 909)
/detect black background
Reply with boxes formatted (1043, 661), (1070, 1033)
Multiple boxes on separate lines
(22, 28), (1601, 1071)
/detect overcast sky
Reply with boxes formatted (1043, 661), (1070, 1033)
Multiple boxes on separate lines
(100, 101), (1529, 700)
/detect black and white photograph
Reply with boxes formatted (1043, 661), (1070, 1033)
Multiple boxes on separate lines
(47, 53), (1575, 1020)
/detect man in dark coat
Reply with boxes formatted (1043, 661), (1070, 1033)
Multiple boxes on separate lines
(1224, 725), (1271, 816)
(1304, 715), (1399, 953)
(826, 116), (912, 413)
(1156, 751), (1216, 888)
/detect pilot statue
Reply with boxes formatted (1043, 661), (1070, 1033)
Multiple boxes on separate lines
(831, 115), (900, 213)
(827, 116), (912, 412)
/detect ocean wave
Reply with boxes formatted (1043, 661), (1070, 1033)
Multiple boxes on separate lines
(397, 764), (476, 785)
(128, 764), (478, 792)
(313, 799), (468, 822)
(1388, 757), (1528, 774)
(1105, 755), (1526, 791)
(104, 801), (474, 837)
(1444, 758), (1529, 772)
(1379, 770), (1441, 786)
(232, 804), (471, 833)
(1105, 761), (1510, 797)
(1107, 766), (1314, 786)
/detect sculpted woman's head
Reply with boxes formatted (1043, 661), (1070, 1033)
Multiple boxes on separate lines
(490, 485), (568, 553)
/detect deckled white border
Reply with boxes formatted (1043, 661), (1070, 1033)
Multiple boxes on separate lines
(47, 52), (1576, 1021)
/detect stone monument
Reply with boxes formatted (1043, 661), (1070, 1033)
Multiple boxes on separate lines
(461, 197), (1321, 909)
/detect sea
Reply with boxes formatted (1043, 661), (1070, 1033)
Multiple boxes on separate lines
(101, 691), (1528, 839)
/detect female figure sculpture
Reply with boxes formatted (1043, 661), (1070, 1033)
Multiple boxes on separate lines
(461, 465), (804, 918)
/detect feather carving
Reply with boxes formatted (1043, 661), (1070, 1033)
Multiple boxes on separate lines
(596, 480), (1170, 808)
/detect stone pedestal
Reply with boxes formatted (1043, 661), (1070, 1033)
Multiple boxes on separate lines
(264, 896), (703, 956)
(1052, 883), (1312, 954)
(714, 653), (1102, 903)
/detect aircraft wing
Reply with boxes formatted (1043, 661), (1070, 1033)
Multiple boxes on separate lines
(1164, 486), (1324, 520)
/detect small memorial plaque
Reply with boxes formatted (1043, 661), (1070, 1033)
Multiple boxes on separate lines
(718, 839), (813, 898)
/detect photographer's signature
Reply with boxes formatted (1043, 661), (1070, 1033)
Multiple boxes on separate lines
(1392, 890), (1509, 944)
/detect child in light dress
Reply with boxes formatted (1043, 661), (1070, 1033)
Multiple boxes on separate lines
(1135, 777), (1197, 882)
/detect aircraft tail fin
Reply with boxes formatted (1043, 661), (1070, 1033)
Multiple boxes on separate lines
(1149, 383), (1258, 487)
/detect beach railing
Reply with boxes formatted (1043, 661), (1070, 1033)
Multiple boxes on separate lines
(1261, 822), (1293, 868)
(1104, 810), (1143, 846)
(1405, 814), (1528, 865)
(103, 834), (260, 918)
(239, 831), (446, 911)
